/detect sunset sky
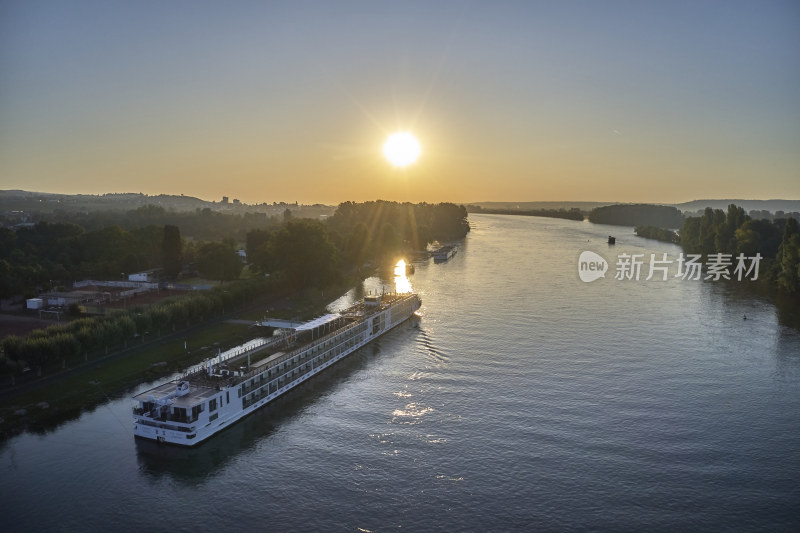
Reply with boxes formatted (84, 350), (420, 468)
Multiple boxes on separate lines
(1, 1), (798, 205)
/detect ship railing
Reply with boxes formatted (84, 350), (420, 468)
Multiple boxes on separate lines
(132, 407), (198, 425)
(236, 293), (416, 382)
(178, 337), (280, 382)
(136, 419), (193, 432)
(237, 312), (367, 382)
(176, 293), (416, 385)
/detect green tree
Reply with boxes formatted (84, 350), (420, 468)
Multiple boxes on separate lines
(0, 228), (16, 259)
(195, 242), (243, 283)
(131, 225), (165, 269)
(0, 259), (14, 298)
(162, 225), (183, 279)
(345, 222), (370, 267)
(377, 222), (403, 262)
(715, 204), (748, 253)
(588, 204), (684, 227)
(1, 335), (24, 383)
(679, 217), (701, 253)
(246, 228), (277, 274)
(0, 354), (22, 386)
(777, 218), (800, 294)
(698, 207), (722, 256)
(734, 219), (782, 257)
(270, 219), (337, 287)
(635, 226), (679, 244)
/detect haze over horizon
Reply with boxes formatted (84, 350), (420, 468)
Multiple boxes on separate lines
(1, 1), (798, 205)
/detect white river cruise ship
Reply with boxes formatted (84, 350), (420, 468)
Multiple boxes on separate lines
(133, 292), (421, 446)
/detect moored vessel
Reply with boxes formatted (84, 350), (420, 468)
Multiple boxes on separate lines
(433, 245), (458, 263)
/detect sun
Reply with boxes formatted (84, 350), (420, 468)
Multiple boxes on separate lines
(383, 132), (421, 167)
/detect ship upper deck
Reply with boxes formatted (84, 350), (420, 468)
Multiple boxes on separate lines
(133, 292), (419, 406)
(132, 381), (220, 407)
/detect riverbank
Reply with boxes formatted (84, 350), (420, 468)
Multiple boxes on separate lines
(0, 276), (364, 442)
(467, 206), (584, 221)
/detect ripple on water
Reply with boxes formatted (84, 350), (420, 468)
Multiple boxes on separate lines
(2, 214), (799, 532)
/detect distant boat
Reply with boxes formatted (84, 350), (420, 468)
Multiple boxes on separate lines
(433, 245), (458, 263)
(608, 236), (616, 245)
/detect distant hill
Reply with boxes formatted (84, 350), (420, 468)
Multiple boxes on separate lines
(0, 190), (218, 212)
(675, 199), (800, 214)
(470, 199), (800, 216)
(0, 190), (333, 216)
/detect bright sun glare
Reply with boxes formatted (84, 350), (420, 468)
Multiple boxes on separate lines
(394, 259), (412, 294)
(383, 132), (421, 167)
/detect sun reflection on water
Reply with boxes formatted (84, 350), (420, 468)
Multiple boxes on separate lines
(394, 259), (412, 294)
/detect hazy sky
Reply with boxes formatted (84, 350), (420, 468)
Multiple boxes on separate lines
(1, 1), (798, 204)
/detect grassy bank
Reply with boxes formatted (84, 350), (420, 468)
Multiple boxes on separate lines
(0, 274), (367, 441)
(0, 321), (251, 439)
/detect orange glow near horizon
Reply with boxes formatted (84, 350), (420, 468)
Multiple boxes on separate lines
(1, 3), (797, 205)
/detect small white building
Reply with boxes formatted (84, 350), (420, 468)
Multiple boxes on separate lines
(26, 298), (43, 310)
(128, 270), (158, 282)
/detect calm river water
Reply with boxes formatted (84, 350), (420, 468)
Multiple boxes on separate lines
(2, 214), (799, 531)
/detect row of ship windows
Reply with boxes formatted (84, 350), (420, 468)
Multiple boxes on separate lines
(150, 319), (381, 423)
(238, 331), (367, 397)
(240, 334), (366, 408)
(164, 316), (375, 418)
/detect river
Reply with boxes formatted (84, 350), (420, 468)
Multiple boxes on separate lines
(1, 213), (798, 531)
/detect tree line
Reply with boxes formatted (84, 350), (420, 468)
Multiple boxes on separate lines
(679, 205), (799, 293)
(634, 226), (680, 244)
(20, 204), (282, 242)
(0, 278), (270, 384)
(0, 221), (248, 297)
(246, 201), (470, 288)
(0, 222), (169, 298)
(597, 203), (798, 295)
(0, 200), (470, 383)
(2, 201), (470, 297)
(467, 205), (584, 221)
(589, 204), (684, 228)
(631, 204), (800, 295)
